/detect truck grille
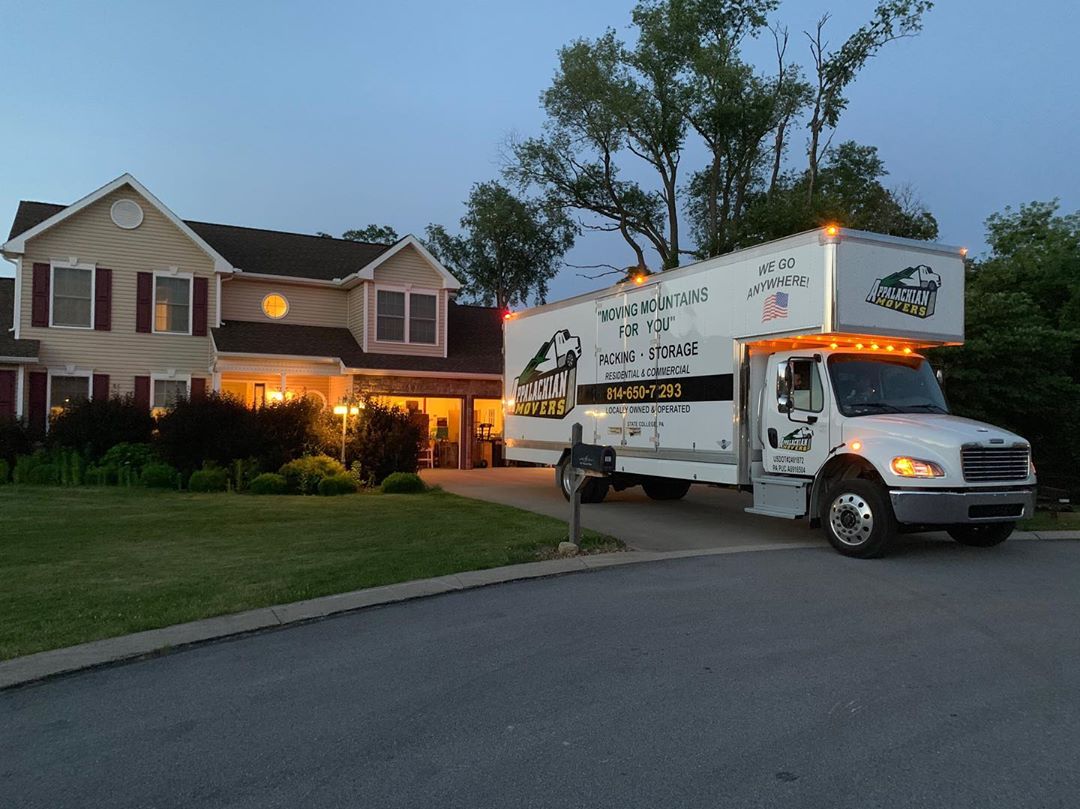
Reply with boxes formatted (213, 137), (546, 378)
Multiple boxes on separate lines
(961, 445), (1030, 482)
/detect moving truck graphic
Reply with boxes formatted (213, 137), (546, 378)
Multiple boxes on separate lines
(503, 227), (1035, 559)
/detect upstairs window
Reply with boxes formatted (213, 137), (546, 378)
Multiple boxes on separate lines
(154, 275), (192, 334)
(409, 293), (437, 344)
(52, 265), (93, 328)
(377, 290), (406, 342)
(376, 289), (438, 344)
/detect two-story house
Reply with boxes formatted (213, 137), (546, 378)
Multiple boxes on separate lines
(1, 174), (504, 468)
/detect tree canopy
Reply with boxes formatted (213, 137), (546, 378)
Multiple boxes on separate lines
(424, 182), (576, 310)
(932, 201), (1080, 494)
(508, 0), (935, 270)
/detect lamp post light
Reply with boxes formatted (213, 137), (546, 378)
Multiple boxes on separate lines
(333, 399), (362, 464)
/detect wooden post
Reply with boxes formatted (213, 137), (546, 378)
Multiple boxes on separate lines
(569, 422), (583, 546)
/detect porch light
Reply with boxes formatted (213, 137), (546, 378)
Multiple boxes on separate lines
(268, 389), (285, 402)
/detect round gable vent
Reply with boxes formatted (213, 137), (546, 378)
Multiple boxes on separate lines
(110, 199), (144, 230)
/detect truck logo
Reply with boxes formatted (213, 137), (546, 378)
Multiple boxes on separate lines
(780, 426), (813, 452)
(512, 329), (582, 419)
(865, 264), (941, 319)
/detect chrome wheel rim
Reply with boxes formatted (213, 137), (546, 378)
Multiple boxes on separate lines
(560, 465), (573, 497)
(829, 492), (874, 546)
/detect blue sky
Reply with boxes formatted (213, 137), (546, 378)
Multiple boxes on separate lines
(1, 0), (1077, 301)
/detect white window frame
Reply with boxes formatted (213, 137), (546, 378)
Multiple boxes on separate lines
(152, 270), (194, 336)
(150, 372), (192, 412)
(46, 369), (93, 416)
(49, 259), (96, 330)
(374, 284), (440, 345)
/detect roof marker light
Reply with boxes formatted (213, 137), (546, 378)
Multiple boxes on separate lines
(824, 225), (839, 237)
(829, 342), (838, 349)
(886, 345), (895, 352)
(850, 440), (862, 452)
(855, 343), (864, 349)
(871, 343), (879, 350)
(903, 347), (913, 354)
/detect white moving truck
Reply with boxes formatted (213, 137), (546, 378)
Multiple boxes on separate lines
(503, 227), (1036, 558)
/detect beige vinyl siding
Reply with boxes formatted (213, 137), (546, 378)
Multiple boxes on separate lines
(17, 185), (217, 399)
(346, 285), (365, 344)
(372, 244), (445, 286)
(221, 278), (347, 327)
(365, 285), (445, 357)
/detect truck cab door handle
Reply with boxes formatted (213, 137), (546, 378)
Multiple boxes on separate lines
(767, 428), (778, 449)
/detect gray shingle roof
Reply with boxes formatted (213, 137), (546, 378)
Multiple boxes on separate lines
(7, 200), (394, 281)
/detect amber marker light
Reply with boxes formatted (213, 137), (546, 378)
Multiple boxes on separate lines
(849, 440), (862, 451)
(902, 347), (913, 354)
(633, 274), (647, 285)
(829, 342), (839, 349)
(886, 345), (895, 352)
(855, 342), (864, 349)
(960, 247), (968, 257)
(824, 225), (839, 237)
(870, 343), (879, 350)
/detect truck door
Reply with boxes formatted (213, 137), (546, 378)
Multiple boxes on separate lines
(762, 354), (831, 477)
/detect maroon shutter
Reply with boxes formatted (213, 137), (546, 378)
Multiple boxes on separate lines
(94, 268), (112, 331)
(136, 272), (153, 333)
(31, 263), (50, 327)
(134, 375), (151, 410)
(190, 377), (206, 401)
(28, 371), (47, 433)
(192, 277), (208, 336)
(92, 373), (110, 401)
(0, 370), (15, 418)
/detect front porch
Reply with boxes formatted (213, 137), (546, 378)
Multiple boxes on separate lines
(213, 359), (503, 469)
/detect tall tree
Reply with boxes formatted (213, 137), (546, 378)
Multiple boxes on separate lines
(341, 224), (400, 243)
(932, 201), (1080, 494)
(804, 1), (933, 200)
(424, 182), (576, 310)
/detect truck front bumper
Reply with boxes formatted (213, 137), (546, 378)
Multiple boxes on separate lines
(889, 488), (1036, 525)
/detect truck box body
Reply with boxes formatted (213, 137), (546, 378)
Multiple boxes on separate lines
(504, 228), (964, 484)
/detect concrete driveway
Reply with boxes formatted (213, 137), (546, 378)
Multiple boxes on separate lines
(424, 466), (827, 552)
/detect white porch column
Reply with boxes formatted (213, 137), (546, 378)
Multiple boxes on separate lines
(211, 371), (221, 393)
(280, 371), (287, 397)
(15, 365), (25, 418)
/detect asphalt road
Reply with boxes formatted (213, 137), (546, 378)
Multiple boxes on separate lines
(4, 541), (1079, 809)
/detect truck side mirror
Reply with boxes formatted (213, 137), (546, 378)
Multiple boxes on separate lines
(776, 361), (793, 414)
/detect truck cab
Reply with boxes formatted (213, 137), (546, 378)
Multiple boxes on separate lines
(753, 346), (1035, 557)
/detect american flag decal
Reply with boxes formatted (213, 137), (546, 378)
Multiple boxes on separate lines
(762, 291), (789, 321)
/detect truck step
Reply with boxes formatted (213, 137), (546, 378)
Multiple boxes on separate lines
(746, 475), (810, 519)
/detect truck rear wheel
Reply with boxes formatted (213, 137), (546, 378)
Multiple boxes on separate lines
(823, 479), (896, 559)
(556, 460), (609, 504)
(947, 522), (1014, 547)
(642, 477), (691, 501)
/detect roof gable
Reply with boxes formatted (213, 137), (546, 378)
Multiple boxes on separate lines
(2, 174), (234, 272)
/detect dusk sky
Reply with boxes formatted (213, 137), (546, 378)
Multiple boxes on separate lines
(2, 0), (1077, 302)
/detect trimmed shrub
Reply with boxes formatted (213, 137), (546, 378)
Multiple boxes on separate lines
(140, 462), (180, 489)
(279, 454), (345, 495)
(348, 399), (424, 485)
(48, 395), (154, 463)
(155, 393), (260, 476)
(380, 472), (426, 494)
(249, 472), (288, 495)
(188, 466), (229, 493)
(12, 451), (48, 484)
(0, 417), (32, 466)
(255, 398), (337, 472)
(0, 458), (8, 484)
(318, 473), (358, 496)
(101, 442), (156, 474)
(26, 462), (59, 485)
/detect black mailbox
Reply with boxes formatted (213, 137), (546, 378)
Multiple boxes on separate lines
(571, 442), (617, 475)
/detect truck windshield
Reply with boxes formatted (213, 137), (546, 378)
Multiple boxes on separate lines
(827, 354), (949, 417)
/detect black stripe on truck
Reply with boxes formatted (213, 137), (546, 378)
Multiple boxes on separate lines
(577, 373), (734, 405)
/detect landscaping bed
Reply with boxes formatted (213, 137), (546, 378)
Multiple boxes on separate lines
(0, 487), (620, 660)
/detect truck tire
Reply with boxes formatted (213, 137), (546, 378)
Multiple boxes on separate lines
(947, 522), (1014, 547)
(823, 479), (897, 559)
(556, 460), (610, 504)
(642, 477), (691, 501)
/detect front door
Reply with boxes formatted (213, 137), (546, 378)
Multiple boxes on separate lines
(762, 354), (831, 477)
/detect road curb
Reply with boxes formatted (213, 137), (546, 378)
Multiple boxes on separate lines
(4, 532), (1078, 690)
(0, 542), (821, 691)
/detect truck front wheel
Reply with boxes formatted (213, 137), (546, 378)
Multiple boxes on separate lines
(947, 522), (1014, 547)
(823, 479), (897, 559)
(642, 477), (691, 501)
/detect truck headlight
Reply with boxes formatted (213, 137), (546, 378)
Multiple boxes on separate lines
(891, 457), (945, 478)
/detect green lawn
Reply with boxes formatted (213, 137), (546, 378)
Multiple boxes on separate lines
(0, 487), (619, 660)
(1019, 510), (1080, 531)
